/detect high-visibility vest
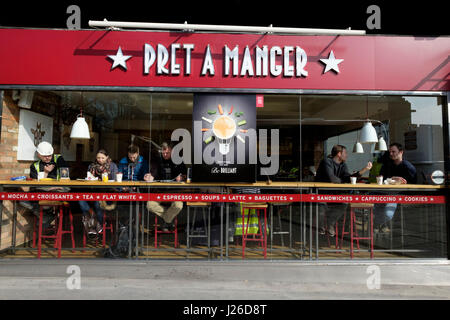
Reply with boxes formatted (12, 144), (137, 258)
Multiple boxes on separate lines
(234, 205), (269, 236)
(33, 154), (62, 180)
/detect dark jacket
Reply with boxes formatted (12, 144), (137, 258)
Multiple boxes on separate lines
(30, 154), (68, 180)
(315, 156), (359, 183)
(118, 155), (149, 181)
(156, 156), (186, 180)
(380, 159), (417, 184)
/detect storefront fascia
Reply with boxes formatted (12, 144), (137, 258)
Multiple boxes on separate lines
(0, 28), (449, 260)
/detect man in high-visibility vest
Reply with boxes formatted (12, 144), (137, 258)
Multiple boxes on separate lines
(20, 141), (68, 229)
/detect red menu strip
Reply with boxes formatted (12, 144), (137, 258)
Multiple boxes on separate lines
(0, 193), (446, 204)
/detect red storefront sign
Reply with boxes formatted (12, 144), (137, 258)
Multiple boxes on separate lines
(0, 29), (448, 91)
(0, 192), (445, 204)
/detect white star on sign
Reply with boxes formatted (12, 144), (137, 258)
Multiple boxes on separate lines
(108, 46), (132, 71)
(320, 50), (344, 74)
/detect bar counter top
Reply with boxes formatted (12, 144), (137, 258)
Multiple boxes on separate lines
(0, 180), (447, 189)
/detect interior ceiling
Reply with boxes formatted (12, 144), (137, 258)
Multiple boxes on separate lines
(50, 91), (408, 123)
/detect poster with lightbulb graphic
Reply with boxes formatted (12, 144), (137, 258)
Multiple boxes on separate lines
(192, 94), (257, 182)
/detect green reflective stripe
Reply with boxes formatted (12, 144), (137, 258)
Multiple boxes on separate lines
(235, 216), (261, 235)
(34, 154), (61, 179)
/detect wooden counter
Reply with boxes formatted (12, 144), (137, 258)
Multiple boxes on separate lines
(0, 180), (446, 189)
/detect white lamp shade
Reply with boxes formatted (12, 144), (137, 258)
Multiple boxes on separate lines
(353, 142), (364, 153)
(376, 137), (388, 151)
(70, 115), (91, 139)
(360, 121), (378, 144)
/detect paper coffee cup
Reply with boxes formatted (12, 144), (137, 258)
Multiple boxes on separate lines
(350, 177), (357, 184)
(38, 172), (45, 181)
(376, 176), (383, 185)
(116, 173), (123, 182)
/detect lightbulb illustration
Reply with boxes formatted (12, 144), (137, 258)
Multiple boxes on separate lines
(202, 104), (247, 156)
(212, 115), (236, 155)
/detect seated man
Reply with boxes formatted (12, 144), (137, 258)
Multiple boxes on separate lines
(145, 142), (186, 231)
(315, 144), (372, 236)
(118, 144), (150, 182)
(20, 141), (69, 229)
(374, 142), (417, 233)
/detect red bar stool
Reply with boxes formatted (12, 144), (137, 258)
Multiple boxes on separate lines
(154, 216), (178, 248)
(83, 210), (115, 249)
(33, 201), (75, 259)
(241, 203), (268, 259)
(347, 203), (374, 259)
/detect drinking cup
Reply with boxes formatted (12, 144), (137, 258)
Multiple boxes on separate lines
(376, 176), (383, 185)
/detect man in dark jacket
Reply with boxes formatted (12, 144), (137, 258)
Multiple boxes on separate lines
(145, 142), (186, 230)
(118, 144), (150, 181)
(315, 145), (372, 236)
(374, 143), (417, 232)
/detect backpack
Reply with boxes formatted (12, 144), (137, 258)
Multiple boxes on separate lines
(103, 219), (136, 258)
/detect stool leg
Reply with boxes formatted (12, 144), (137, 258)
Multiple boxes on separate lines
(350, 209), (354, 259)
(242, 208), (247, 259)
(57, 206), (63, 258)
(83, 228), (86, 252)
(370, 208), (374, 259)
(37, 208), (43, 259)
(277, 208), (284, 247)
(256, 209), (264, 248)
(33, 216), (37, 248)
(186, 206), (190, 249)
(202, 208), (208, 249)
(69, 208), (75, 253)
(207, 207), (211, 252)
(263, 208), (267, 259)
(289, 205), (292, 249)
(191, 210), (198, 246)
(174, 217), (178, 248)
(335, 221), (339, 251)
(340, 211), (346, 250)
(102, 211), (106, 248)
(53, 209), (59, 249)
(354, 214), (360, 250)
(154, 215), (158, 248)
(324, 214), (331, 247)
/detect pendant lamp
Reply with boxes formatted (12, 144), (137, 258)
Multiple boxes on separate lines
(352, 129), (364, 153)
(360, 96), (378, 144)
(375, 136), (388, 151)
(70, 93), (91, 139)
(353, 141), (364, 153)
(360, 121), (378, 144)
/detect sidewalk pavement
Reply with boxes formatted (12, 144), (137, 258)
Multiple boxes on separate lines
(0, 259), (449, 300)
